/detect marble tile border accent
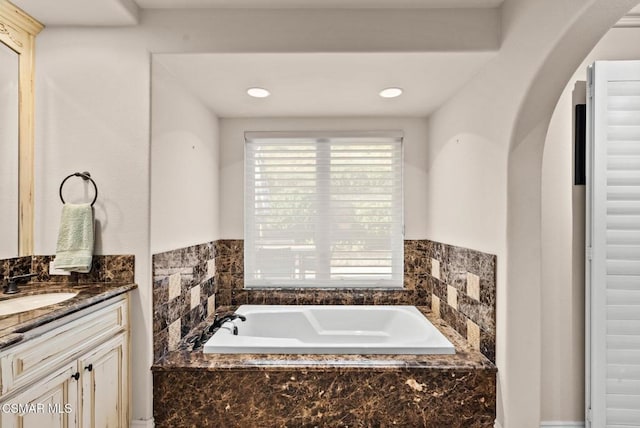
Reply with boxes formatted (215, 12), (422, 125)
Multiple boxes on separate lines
(153, 242), (215, 361)
(215, 240), (432, 307)
(426, 240), (496, 362)
(226, 288), (417, 306)
(0, 255), (134, 285)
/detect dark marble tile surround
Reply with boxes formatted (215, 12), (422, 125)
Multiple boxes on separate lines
(0, 255), (134, 284)
(151, 240), (497, 427)
(0, 254), (135, 349)
(153, 310), (496, 428)
(157, 308), (494, 371)
(213, 239), (497, 362)
(155, 366), (495, 428)
(153, 242), (215, 361)
(424, 241), (497, 363)
(215, 239), (430, 306)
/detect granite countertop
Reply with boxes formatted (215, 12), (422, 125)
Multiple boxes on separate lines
(0, 282), (137, 350)
(153, 306), (496, 372)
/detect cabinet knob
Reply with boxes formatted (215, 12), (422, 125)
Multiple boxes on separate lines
(85, 364), (93, 372)
(71, 372), (80, 381)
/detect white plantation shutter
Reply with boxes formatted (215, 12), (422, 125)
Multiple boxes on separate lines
(587, 61), (640, 428)
(244, 131), (403, 288)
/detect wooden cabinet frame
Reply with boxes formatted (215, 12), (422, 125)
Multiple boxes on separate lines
(0, 0), (43, 256)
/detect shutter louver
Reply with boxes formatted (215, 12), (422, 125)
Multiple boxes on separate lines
(589, 63), (640, 428)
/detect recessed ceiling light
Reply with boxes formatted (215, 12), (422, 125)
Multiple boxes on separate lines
(379, 87), (403, 98)
(247, 87), (270, 98)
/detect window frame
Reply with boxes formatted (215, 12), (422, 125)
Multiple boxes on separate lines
(244, 130), (404, 289)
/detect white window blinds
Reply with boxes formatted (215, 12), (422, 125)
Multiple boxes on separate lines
(244, 132), (403, 288)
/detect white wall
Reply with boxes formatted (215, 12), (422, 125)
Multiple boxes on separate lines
(541, 26), (640, 423)
(150, 60), (220, 253)
(219, 117), (429, 239)
(425, 67), (510, 426)
(424, 1), (638, 427)
(33, 28), (153, 423)
(425, 116), (507, 255)
(542, 80), (585, 423)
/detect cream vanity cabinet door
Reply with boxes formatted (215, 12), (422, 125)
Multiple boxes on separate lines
(78, 333), (128, 428)
(0, 361), (79, 428)
(0, 296), (130, 428)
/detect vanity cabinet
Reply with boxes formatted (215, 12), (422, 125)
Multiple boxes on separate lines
(0, 295), (130, 428)
(79, 333), (128, 428)
(1, 362), (78, 428)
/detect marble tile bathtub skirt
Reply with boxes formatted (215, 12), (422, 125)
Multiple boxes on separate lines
(153, 368), (496, 428)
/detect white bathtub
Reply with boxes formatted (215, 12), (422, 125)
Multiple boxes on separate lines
(203, 305), (455, 355)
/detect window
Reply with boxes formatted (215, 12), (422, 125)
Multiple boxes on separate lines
(244, 131), (403, 288)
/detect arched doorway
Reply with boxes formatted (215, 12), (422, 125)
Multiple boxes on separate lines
(507, 0), (639, 426)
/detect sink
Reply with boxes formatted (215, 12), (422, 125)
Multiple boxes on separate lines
(0, 293), (78, 316)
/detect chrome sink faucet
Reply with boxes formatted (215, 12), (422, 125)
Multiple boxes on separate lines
(3, 273), (37, 294)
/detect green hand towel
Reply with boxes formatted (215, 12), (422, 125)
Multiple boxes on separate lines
(54, 203), (94, 273)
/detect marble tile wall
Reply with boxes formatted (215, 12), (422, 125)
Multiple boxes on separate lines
(425, 240), (497, 362)
(0, 256), (32, 278)
(152, 241), (496, 427)
(153, 242), (215, 361)
(213, 239), (496, 361)
(215, 239), (430, 306)
(0, 255), (134, 284)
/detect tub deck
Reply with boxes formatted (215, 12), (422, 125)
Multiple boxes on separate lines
(203, 305), (456, 355)
(155, 307), (492, 370)
(152, 307), (496, 427)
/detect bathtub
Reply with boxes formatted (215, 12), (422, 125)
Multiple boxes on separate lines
(203, 305), (455, 355)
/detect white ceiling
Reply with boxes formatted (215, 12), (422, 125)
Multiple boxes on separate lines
(12, 0), (139, 26)
(137, 0), (504, 9)
(155, 52), (496, 118)
(13, 0), (505, 26)
(13, 0), (640, 27)
(13, 0), (639, 119)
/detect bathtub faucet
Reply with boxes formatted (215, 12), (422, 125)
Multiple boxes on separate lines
(209, 312), (246, 335)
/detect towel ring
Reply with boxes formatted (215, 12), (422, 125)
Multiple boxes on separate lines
(59, 172), (98, 207)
